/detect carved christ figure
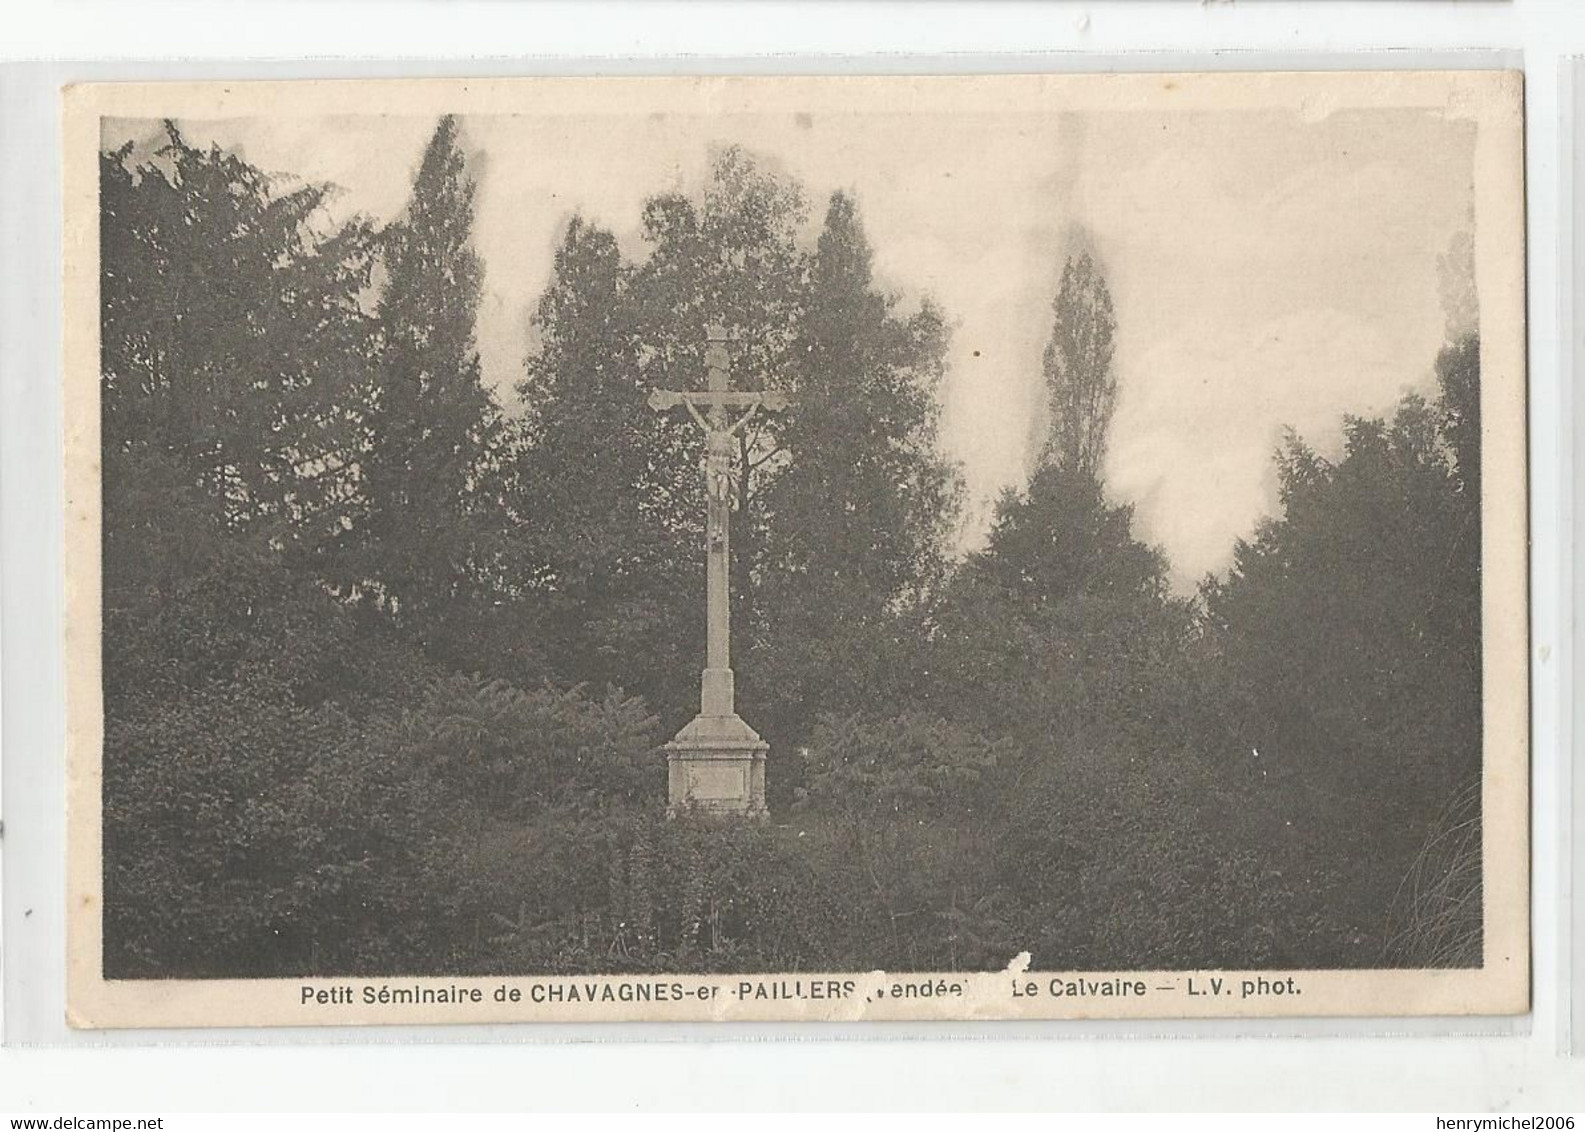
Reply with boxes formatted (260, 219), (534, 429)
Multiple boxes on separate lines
(687, 397), (757, 550)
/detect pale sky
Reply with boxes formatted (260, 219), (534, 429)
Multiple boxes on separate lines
(106, 104), (1475, 588)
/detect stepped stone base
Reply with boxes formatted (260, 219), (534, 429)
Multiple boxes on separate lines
(665, 696), (768, 816)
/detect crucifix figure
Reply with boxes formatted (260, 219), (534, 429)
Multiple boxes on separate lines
(647, 324), (790, 815)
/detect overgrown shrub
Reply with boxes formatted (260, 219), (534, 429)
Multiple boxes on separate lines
(103, 686), (432, 977)
(795, 711), (1006, 819)
(392, 674), (663, 818)
(424, 810), (841, 974)
(103, 671), (666, 978)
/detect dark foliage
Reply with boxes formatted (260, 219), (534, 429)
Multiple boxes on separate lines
(1199, 333), (1484, 960)
(99, 127), (1485, 979)
(1038, 250), (1118, 478)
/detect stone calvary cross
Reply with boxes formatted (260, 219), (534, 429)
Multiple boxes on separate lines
(647, 325), (790, 815)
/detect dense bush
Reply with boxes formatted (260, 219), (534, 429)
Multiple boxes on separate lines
(389, 674), (663, 818)
(103, 687), (429, 977)
(411, 806), (1030, 975)
(104, 670), (664, 978)
(795, 711), (1007, 819)
(424, 811), (835, 973)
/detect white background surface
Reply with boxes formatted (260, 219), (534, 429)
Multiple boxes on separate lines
(1, 0), (1582, 1112)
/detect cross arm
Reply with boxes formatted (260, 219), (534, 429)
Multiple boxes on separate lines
(648, 389), (792, 413)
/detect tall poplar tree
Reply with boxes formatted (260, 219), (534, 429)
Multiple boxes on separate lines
(509, 216), (701, 708)
(1039, 250), (1118, 479)
(741, 191), (961, 753)
(362, 115), (502, 633)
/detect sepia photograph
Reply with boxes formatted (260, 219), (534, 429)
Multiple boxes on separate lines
(61, 71), (1528, 1027)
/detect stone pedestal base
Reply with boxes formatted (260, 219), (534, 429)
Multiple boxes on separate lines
(665, 708), (768, 817)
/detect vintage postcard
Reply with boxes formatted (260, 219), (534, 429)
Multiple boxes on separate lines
(62, 71), (1528, 1028)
